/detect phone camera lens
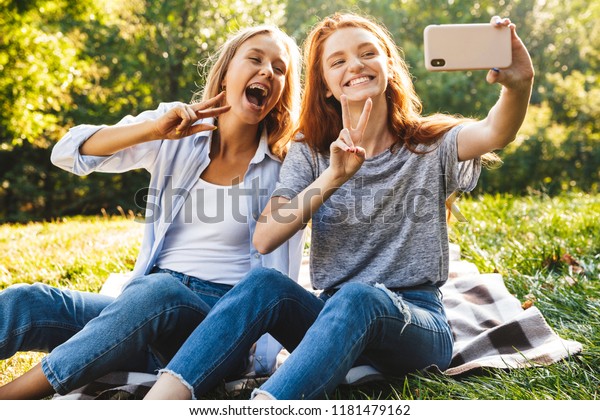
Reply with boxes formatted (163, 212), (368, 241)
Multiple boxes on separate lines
(431, 59), (445, 67)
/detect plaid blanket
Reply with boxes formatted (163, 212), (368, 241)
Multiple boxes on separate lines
(441, 260), (582, 375)
(53, 245), (582, 399)
(52, 371), (157, 400)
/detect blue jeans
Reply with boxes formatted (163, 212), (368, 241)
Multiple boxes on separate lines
(0, 268), (233, 395)
(0, 284), (113, 358)
(163, 267), (453, 399)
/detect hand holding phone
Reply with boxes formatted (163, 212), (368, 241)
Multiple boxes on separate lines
(424, 23), (512, 71)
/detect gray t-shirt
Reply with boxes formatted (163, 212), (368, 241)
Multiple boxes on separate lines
(274, 125), (481, 290)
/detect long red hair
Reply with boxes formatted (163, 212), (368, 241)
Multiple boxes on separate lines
(296, 13), (474, 155)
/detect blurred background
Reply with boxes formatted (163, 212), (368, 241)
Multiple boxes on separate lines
(0, 0), (598, 222)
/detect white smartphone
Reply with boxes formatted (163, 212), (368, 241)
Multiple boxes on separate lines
(423, 23), (512, 71)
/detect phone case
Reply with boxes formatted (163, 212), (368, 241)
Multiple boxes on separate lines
(423, 23), (512, 71)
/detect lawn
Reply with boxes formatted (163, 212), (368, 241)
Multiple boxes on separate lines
(0, 193), (598, 399)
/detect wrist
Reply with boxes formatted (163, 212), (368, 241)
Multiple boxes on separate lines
(502, 75), (534, 94)
(146, 120), (164, 142)
(321, 167), (351, 189)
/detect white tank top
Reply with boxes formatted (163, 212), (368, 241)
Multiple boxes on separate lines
(155, 177), (251, 285)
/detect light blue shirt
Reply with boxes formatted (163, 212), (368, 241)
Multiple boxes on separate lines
(51, 101), (304, 375)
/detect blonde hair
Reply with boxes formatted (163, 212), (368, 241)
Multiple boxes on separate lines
(195, 25), (301, 159)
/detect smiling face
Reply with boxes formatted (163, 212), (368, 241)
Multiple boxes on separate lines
(321, 27), (390, 104)
(221, 33), (290, 126)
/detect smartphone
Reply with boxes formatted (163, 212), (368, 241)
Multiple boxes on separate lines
(423, 23), (512, 71)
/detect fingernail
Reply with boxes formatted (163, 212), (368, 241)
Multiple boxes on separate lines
(491, 68), (500, 73)
(495, 18), (502, 25)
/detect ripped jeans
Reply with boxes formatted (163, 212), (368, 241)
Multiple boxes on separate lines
(162, 267), (453, 399)
(0, 268), (233, 395)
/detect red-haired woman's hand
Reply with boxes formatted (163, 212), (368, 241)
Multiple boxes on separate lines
(486, 17), (534, 91)
(152, 92), (231, 140)
(329, 95), (371, 182)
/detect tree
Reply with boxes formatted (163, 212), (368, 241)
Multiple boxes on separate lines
(0, 0), (285, 221)
(0, 0), (597, 221)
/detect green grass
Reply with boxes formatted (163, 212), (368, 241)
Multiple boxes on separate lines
(0, 215), (143, 385)
(0, 215), (142, 291)
(1, 193), (598, 399)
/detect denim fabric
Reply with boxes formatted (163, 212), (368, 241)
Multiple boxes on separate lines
(162, 267), (453, 399)
(16, 269), (234, 395)
(261, 282), (453, 399)
(162, 268), (324, 398)
(0, 283), (114, 359)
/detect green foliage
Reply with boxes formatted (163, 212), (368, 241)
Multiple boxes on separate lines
(477, 99), (600, 194)
(0, 0), (285, 221)
(0, 0), (598, 221)
(476, 0), (600, 195)
(0, 1), (98, 148)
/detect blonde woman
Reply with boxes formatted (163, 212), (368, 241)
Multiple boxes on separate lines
(0, 25), (302, 399)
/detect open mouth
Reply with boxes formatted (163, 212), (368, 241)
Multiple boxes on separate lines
(245, 83), (269, 107)
(346, 76), (373, 87)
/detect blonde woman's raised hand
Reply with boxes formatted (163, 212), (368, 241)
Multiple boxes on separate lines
(153, 92), (231, 140)
(329, 95), (371, 182)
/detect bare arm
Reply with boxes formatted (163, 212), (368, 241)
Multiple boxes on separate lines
(80, 92), (230, 156)
(254, 169), (345, 254)
(80, 120), (162, 156)
(253, 96), (372, 254)
(457, 18), (535, 161)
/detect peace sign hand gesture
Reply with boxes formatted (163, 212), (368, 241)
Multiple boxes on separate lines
(329, 95), (372, 182)
(153, 91), (231, 140)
